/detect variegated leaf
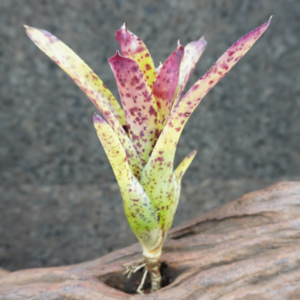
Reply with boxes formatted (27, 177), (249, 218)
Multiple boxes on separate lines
(26, 26), (142, 177)
(174, 147), (198, 185)
(152, 46), (184, 126)
(109, 52), (160, 164)
(116, 24), (156, 88)
(93, 114), (160, 250)
(173, 38), (207, 108)
(164, 148), (198, 230)
(141, 18), (271, 228)
(25, 26), (125, 126)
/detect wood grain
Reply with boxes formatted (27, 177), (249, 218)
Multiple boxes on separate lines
(1, 181), (300, 299)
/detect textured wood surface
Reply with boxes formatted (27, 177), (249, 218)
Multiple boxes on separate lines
(1, 181), (300, 299)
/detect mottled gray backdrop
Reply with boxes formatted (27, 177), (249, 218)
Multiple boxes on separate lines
(1, 0), (299, 271)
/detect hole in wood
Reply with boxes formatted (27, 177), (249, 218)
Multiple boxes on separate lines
(98, 262), (183, 294)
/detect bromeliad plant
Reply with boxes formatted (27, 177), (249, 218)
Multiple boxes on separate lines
(26, 18), (271, 293)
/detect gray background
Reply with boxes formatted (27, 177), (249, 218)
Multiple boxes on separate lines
(1, 0), (299, 271)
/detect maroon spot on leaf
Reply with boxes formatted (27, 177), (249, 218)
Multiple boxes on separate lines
(175, 127), (181, 132)
(129, 107), (140, 116)
(136, 46), (144, 53)
(130, 132), (139, 142)
(145, 64), (152, 70)
(228, 50), (235, 56)
(235, 55), (243, 62)
(184, 112), (191, 117)
(218, 71), (223, 76)
(118, 76), (126, 87)
(131, 66), (139, 72)
(149, 105), (157, 117)
(192, 84), (199, 90)
(209, 80), (214, 85)
(132, 199), (140, 202)
(136, 82), (145, 90)
(159, 151), (164, 154)
(130, 75), (140, 86)
(221, 62), (229, 70)
(132, 95), (138, 103)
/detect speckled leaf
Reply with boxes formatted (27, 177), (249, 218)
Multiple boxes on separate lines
(109, 52), (160, 164)
(25, 26), (142, 177)
(152, 46), (184, 126)
(93, 114), (160, 251)
(174, 147), (198, 185)
(140, 149), (176, 229)
(116, 24), (156, 88)
(141, 19), (271, 228)
(140, 169), (176, 229)
(25, 26), (125, 126)
(162, 148), (198, 230)
(173, 38), (207, 107)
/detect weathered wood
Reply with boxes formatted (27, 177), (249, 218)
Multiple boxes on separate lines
(1, 181), (300, 299)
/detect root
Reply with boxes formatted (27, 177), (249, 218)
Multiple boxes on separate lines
(145, 256), (161, 292)
(137, 268), (148, 294)
(123, 256), (162, 293)
(123, 258), (147, 294)
(123, 258), (146, 279)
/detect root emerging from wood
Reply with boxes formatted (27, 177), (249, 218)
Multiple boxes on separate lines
(123, 256), (161, 293)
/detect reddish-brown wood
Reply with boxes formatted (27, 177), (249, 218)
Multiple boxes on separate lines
(1, 181), (300, 299)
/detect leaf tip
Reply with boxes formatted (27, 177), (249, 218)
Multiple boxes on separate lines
(93, 113), (104, 124)
(177, 39), (182, 48)
(199, 36), (208, 46)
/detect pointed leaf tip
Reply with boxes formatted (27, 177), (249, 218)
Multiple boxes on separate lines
(175, 147), (198, 183)
(175, 17), (271, 126)
(111, 50), (122, 58)
(115, 26), (156, 87)
(153, 45), (184, 126)
(93, 113), (104, 124)
(172, 37), (207, 107)
(25, 26), (127, 130)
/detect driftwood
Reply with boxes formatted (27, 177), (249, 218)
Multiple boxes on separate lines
(1, 181), (300, 299)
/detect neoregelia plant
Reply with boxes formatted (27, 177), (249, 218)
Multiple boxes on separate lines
(25, 17), (271, 293)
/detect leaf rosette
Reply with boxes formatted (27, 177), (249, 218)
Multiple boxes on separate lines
(26, 18), (271, 270)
